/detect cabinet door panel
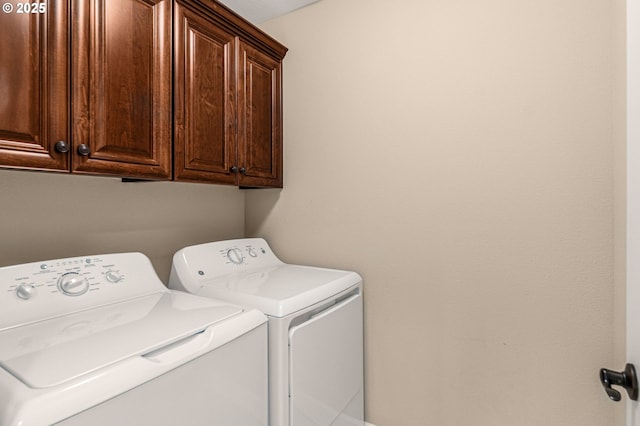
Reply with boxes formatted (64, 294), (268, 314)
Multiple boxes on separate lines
(0, 3), (69, 171)
(238, 42), (283, 188)
(72, 0), (171, 179)
(174, 2), (236, 184)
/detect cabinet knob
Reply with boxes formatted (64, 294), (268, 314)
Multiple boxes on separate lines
(240, 167), (246, 175)
(77, 144), (90, 156)
(55, 140), (70, 153)
(230, 166), (239, 173)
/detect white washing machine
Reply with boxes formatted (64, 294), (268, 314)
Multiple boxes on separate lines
(169, 238), (364, 426)
(0, 252), (268, 426)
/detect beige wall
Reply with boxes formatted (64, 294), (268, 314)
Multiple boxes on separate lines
(613, 1), (627, 426)
(0, 169), (244, 282)
(249, 0), (620, 425)
(0, 0), (624, 424)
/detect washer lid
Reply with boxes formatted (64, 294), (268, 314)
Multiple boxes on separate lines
(0, 291), (243, 389)
(195, 265), (362, 317)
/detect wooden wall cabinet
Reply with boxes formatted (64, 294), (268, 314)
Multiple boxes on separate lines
(0, 0), (172, 180)
(71, 0), (173, 179)
(0, 2), (70, 172)
(173, 2), (237, 185)
(174, 0), (287, 188)
(237, 41), (284, 188)
(0, 0), (286, 186)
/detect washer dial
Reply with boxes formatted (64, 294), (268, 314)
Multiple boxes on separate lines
(16, 284), (36, 300)
(105, 270), (123, 283)
(58, 272), (89, 296)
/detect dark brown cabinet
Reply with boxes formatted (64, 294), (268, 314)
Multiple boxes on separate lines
(237, 41), (283, 188)
(174, 2), (237, 185)
(0, 0), (286, 186)
(71, 0), (172, 179)
(0, 2), (70, 172)
(0, 0), (172, 180)
(174, 0), (287, 188)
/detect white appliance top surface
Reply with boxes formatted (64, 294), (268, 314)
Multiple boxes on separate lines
(0, 292), (241, 388)
(170, 238), (362, 317)
(0, 253), (244, 388)
(198, 264), (359, 317)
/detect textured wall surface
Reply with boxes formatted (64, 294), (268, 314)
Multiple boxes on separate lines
(0, 170), (244, 282)
(249, 0), (619, 424)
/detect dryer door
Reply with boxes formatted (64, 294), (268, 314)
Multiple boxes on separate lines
(288, 293), (363, 426)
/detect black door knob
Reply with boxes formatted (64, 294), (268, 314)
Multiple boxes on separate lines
(600, 363), (639, 401)
(54, 140), (69, 153)
(77, 144), (90, 156)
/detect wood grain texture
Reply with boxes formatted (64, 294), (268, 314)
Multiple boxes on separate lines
(0, 2), (69, 171)
(174, 1), (237, 184)
(238, 41), (283, 188)
(0, 0), (285, 186)
(175, 0), (286, 188)
(72, 0), (172, 179)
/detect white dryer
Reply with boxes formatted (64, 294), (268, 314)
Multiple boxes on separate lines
(169, 238), (364, 426)
(0, 252), (268, 426)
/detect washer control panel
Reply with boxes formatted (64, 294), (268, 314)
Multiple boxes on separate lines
(1, 253), (165, 330)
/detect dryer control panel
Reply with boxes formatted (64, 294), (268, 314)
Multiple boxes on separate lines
(0, 253), (166, 330)
(222, 243), (274, 267)
(170, 238), (284, 293)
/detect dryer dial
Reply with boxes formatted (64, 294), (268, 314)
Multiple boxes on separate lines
(58, 272), (89, 296)
(227, 248), (244, 264)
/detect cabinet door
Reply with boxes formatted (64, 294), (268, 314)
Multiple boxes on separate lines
(71, 0), (171, 179)
(237, 41), (283, 188)
(0, 2), (69, 171)
(174, 1), (236, 184)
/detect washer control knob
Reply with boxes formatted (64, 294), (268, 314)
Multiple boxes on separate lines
(227, 248), (244, 264)
(247, 248), (258, 258)
(105, 270), (122, 283)
(16, 284), (36, 300)
(58, 272), (89, 296)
